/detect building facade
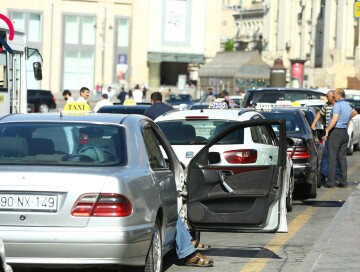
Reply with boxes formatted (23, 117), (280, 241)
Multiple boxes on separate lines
(227, 0), (360, 89)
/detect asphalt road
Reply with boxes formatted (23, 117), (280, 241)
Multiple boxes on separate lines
(10, 152), (360, 272)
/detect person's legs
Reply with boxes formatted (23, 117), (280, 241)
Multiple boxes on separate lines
(320, 141), (328, 184)
(175, 216), (196, 259)
(337, 131), (349, 186)
(327, 130), (341, 187)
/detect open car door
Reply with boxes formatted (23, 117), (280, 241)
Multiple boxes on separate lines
(186, 119), (288, 233)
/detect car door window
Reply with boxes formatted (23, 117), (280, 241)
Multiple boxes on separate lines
(143, 124), (167, 170)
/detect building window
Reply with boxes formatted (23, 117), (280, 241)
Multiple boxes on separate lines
(114, 17), (130, 84)
(63, 15), (96, 90)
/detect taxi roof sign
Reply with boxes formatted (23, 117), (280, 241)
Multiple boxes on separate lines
(63, 102), (91, 115)
(208, 101), (228, 109)
(123, 99), (137, 106)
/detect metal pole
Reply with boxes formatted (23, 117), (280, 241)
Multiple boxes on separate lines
(101, 7), (107, 91)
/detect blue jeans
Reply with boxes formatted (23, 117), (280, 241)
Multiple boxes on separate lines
(175, 216), (196, 259)
(321, 141), (340, 177)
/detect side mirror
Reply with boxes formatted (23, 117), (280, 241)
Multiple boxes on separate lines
(33, 62), (42, 80)
(208, 152), (221, 164)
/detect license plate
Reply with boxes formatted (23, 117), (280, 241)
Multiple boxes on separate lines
(0, 194), (58, 211)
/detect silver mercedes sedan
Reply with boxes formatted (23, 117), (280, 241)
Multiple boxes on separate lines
(0, 113), (184, 271)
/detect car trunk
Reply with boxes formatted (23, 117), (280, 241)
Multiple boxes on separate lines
(0, 166), (117, 227)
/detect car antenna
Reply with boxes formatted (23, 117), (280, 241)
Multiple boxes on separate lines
(200, 89), (204, 112)
(59, 109), (63, 118)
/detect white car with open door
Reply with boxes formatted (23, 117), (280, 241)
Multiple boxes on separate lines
(155, 107), (294, 213)
(184, 118), (289, 234)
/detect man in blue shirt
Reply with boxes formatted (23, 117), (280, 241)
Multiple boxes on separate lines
(144, 91), (174, 120)
(324, 88), (358, 188)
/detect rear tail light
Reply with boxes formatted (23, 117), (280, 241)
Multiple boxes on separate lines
(71, 193), (132, 217)
(287, 145), (310, 159)
(52, 95), (56, 102)
(223, 149), (257, 164)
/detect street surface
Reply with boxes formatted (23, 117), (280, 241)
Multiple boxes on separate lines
(10, 152), (360, 272)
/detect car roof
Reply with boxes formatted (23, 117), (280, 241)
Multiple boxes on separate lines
(247, 87), (321, 92)
(155, 108), (262, 121)
(0, 113), (148, 124)
(97, 104), (151, 114)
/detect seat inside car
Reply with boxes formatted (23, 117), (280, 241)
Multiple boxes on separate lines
(0, 137), (29, 157)
(28, 138), (55, 155)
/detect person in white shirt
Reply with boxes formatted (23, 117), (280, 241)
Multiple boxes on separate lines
(76, 87), (90, 103)
(132, 84), (143, 103)
(93, 93), (113, 112)
(62, 89), (75, 103)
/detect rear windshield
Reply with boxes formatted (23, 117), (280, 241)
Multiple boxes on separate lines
(0, 123), (126, 166)
(262, 112), (303, 134)
(157, 120), (244, 145)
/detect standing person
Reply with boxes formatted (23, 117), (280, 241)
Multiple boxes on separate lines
(117, 87), (127, 104)
(144, 91), (214, 267)
(76, 87), (90, 103)
(323, 88), (357, 188)
(125, 89), (134, 100)
(143, 91), (174, 120)
(62, 89), (75, 103)
(132, 84), (143, 103)
(205, 91), (216, 102)
(311, 90), (337, 185)
(93, 93), (112, 112)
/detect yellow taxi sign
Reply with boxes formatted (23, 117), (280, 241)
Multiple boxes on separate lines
(123, 99), (137, 106)
(63, 102), (91, 115)
(354, 0), (360, 18)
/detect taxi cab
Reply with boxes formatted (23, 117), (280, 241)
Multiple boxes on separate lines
(155, 101), (294, 213)
(0, 103), (289, 271)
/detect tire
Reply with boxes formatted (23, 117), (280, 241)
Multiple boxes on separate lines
(145, 218), (163, 272)
(38, 103), (50, 113)
(354, 140), (360, 151)
(347, 135), (354, 155)
(286, 174), (294, 212)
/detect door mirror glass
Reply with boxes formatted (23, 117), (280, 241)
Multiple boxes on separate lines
(33, 62), (42, 80)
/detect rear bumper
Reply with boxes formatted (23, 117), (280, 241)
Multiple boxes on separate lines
(293, 163), (314, 185)
(1, 224), (153, 267)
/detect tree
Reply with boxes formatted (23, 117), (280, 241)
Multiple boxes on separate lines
(224, 39), (235, 51)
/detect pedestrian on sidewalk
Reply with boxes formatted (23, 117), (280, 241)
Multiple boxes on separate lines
(323, 88), (358, 188)
(93, 93), (112, 112)
(76, 87), (90, 103)
(311, 90), (340, 186)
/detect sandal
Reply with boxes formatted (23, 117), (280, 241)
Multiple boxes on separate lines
(185, 252), (214, 267)
(192, 239), (211, 250)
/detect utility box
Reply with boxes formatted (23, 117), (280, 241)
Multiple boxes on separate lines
(270, 58), (286, 87)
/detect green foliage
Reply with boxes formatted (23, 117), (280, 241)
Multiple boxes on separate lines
(224, 39), (235, 51)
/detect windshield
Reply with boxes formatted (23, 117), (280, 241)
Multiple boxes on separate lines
(157, 120), (244, 145)
(0, 123), (126, 166)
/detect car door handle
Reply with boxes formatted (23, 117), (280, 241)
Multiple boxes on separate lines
(218, 171), (235, 194)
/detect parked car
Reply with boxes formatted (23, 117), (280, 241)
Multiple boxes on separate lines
(242, 88), (326, 108)
(165, 94), (195, 109)
(0, 111), (289, 271)
(27, 89), (57, 113)
(155, 106), (295, 212)
(0, 238), (12, 272)
(262, 107), (322, 199)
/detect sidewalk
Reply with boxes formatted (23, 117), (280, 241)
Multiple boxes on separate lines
(300, 184), (360, 271)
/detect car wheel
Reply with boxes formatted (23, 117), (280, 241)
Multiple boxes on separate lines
(145, 218), (162, 272)
(286, 173), (294, 212)
(347, 135), (354, 155)
(39, 103), (50, 113)
(354, 140), (360, 151)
